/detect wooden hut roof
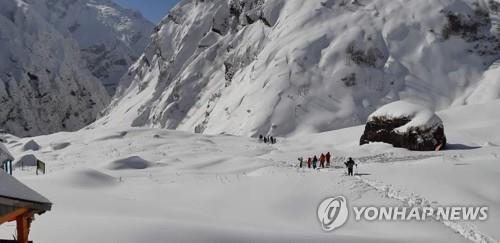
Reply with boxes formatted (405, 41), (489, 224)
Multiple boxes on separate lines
(0, 172), (51, 213)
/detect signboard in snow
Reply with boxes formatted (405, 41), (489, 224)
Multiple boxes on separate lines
(36, 160), (46, 175)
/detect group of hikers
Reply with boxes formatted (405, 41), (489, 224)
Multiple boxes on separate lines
(259, 135), (277, 144)
(298, 152), (332, 169)
(298, 153), (358, 176)
(255, 135), (358, 176)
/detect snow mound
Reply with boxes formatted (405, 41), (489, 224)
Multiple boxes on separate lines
(51, 142), (71, 150)
(95, 131), (128, 141)
(65, 169), (118, 188)
(14, 154), (38, 167)
(107, 156), (153, 170)
(368, 101), (443, 134)
(23, 140), (41, 151)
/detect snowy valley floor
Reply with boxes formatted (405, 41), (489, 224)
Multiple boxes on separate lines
(1, 101), (500, 243)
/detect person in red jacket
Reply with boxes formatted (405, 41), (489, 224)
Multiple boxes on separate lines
(326, 152), (331, 167)
(320, 153), (326, 168)
(307, 157), (312, 169)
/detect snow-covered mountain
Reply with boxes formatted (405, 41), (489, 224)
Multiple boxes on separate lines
(0, 0), (111, 137)
(101, 0), (500, 137)
(34, 0), (155, 95)
(0, 0), (154, 137)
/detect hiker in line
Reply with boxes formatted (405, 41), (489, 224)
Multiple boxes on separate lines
(264, 136), (268, 143)
(307, 157), (312, 169)
(326, 152), (331, 167)
(312, 156), (318, 169)
(298, 157), (303, 168)
(320, 153), (326, 168)
(344, 157), (357, 176)
(270, 136), (275, 144)
(259, 134), (263, 141)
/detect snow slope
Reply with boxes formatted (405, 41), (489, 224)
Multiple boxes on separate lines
(2, 100), (499, 242)
(0, 0), (110, 137)
(467, 59), (500, 104)
(102, 0), (500, 137)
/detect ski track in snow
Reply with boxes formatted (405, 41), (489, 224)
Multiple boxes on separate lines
(356, 176), (498, 243)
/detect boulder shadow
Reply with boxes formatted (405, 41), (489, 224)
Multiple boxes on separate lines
(354, 173), (372, 176)
(446, 143), (481, 151)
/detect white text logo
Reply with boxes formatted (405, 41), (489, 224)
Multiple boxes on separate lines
(317, 196), (349, 232)
(318, 196), (489, 232)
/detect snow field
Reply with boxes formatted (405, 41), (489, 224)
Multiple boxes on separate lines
(1, 100), (499, 242)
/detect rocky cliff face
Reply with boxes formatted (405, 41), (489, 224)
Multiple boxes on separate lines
(101, 0), (500, 137)
(0, 0), (110, 136)
(35, 0), (154, 95)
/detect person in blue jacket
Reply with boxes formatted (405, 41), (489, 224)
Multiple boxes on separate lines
(312, 156), (318, 169)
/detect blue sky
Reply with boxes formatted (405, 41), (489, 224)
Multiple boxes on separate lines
(112, 0), (180, 23)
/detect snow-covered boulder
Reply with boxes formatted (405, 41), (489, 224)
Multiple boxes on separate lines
(107, 156), (153, 170)
(23, 140), (41, 151)
(360, 101), (447, 151)
(14, 154), (38, 167)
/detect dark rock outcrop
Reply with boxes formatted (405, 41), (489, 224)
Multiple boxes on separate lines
(360, 102), (447, 151)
